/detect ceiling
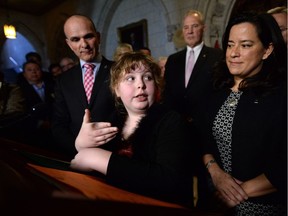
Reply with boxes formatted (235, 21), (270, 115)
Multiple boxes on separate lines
(0, 0), (67, 16)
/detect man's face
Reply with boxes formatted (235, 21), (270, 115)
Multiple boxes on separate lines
(272, 13), (288, 46)
(64, 16), (100, 62)
(182, 13), (205, 48)
(23, 62), (42, 84)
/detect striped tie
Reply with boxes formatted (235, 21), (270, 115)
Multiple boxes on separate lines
(83, 63), (95, 103)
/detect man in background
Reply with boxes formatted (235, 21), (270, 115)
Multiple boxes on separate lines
(162, 9), (223, 208)
(59, 56), (76, 72)
(267, 6), (287, 46)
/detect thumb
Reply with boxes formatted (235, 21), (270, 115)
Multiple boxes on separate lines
(83, 109), (91, 123)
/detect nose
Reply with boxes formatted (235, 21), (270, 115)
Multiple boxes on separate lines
(137, 79), (146, 89)
(230, 45), (240, 57)
(80, 38), (89, 48)
(187, 26), (194, 33)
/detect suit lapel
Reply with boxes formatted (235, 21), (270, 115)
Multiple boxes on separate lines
(73, 65), (88, 107)
(178, 49), (187, 91)
(89, 58), (111, 105)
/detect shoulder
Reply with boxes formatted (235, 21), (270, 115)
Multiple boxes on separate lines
(101, 56), (114, 68)
(57, 64), (81, 80)
(167, 49), (186, 60)
(147, 104), (184, 126)
(202, 45), (223, 55)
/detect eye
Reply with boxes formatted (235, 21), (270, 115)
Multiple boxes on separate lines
(227, 43), (233, 48)
(192, 24), (200, 29)
(84, 33), (95, 40)
(70, 37), (80, 42)
(241, 44), (252, 48)
(125, 75), (135, 81)
(143, 72), (153, 81)
(183, 25), (189, 30)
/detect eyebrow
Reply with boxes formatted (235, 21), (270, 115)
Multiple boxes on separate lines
(228, 40), (254, 43)
(69, 33), (95, 41)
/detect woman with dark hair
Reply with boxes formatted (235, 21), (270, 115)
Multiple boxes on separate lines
(196, 12), (287, 215)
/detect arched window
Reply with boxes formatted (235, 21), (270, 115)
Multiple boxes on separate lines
(1, 32), (35, 83)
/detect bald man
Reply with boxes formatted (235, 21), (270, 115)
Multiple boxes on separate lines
(52, 15), (115, 158)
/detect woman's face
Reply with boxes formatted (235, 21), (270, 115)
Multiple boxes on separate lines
(226, 22), (273, 83)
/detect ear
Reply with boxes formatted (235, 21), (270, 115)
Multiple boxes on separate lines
(66, 38), (73, 50)
(202, 24), (206, 31)
(262, 43), (274, 60)
(115, 87), (120, 97)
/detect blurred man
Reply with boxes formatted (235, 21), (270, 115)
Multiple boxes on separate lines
(59, 57), (76, 72)
(162, 9), (223, 208)
(268, 6), (287, 46)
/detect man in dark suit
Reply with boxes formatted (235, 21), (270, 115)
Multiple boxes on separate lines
(163, 9), (223, 208)
(51, 15), (115, 159)
(17, 60), (55, 148)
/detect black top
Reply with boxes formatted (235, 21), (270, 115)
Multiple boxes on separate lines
(196, 87), (287, 206)
(102, 104), (194, 207)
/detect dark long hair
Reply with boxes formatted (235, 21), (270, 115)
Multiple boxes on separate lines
(213, 12), (287, 92)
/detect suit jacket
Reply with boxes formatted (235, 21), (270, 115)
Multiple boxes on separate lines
(17, 73), (55, 120)
(52, 56), (115, 158)
(163, 45), (223, 121)
(163, 45), (223, 174)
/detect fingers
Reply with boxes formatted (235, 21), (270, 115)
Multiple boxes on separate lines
(219, 182), (248, 205)
(213, 173), (248, 205)
(215, 191), (238, 208)
(83, 109), (91, 123)
(89, 129), (118, 146)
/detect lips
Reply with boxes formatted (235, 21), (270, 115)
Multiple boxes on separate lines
(80, 49), (93, 54)
(229, 61), (242, 66)
(135, 94), (148, 101)
(136, 93), (147, 97)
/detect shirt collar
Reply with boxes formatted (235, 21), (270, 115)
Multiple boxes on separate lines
(80, 53), (102, 69)
(186, 41), (204, 53)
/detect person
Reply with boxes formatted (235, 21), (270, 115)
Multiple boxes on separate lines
(162, 9), (223, 207)
(113, 43), (133, 61)
(48, 62), (63, 78)
(19, 51), (53, 85)
(195, 12), (287, 215)
(0, 70), (28, 141)
(157, 56), (168, 77)
(25, 52), (50, 74)
(70, 52), (194, 207)
(129, 32), (141, 51)
(17, 60), (55, 148)
(25, 52), (43, 68)
(267, 6), (287, 46)
(139, 46), (152, 56)
(59, 56), (76, 72)
(51, 14), (115, 158)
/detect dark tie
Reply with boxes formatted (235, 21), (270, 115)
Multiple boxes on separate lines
(185, 49), (195, 87)
(83, 63), (95, 103)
